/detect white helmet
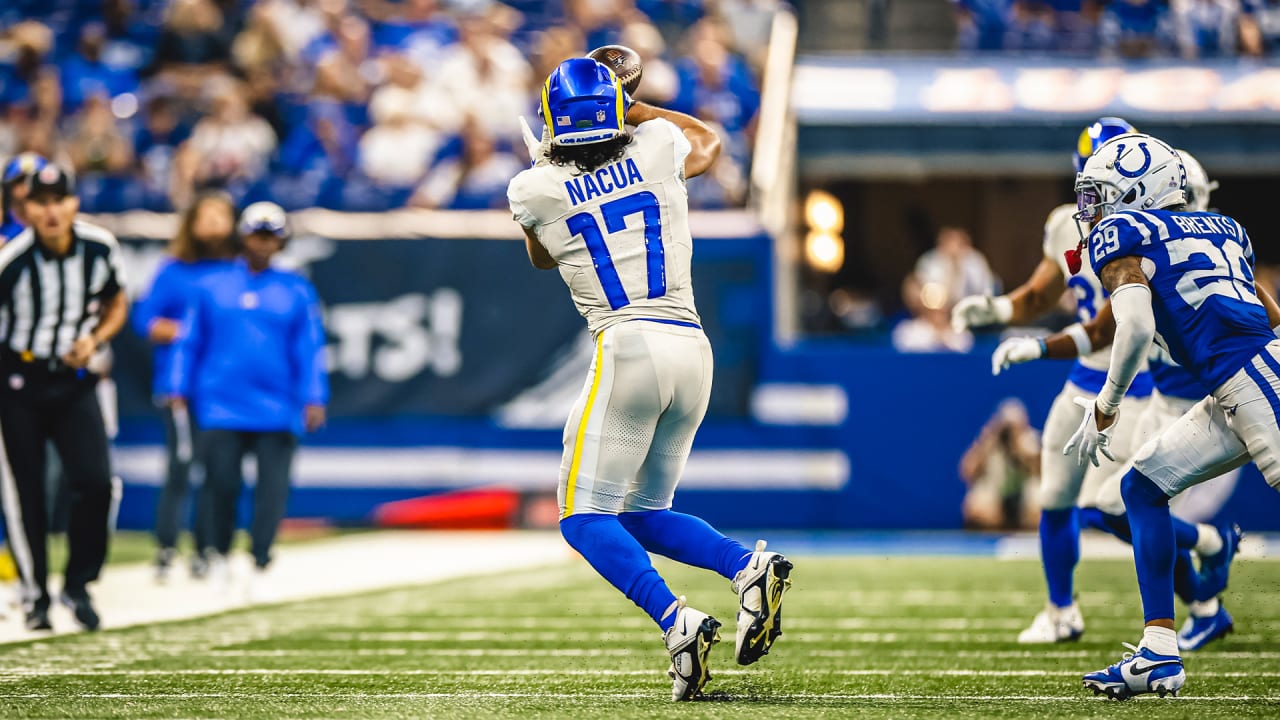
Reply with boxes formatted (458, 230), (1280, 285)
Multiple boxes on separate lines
(1075, 133), (1186, 223)
(238, 201), (289, 239)
(1176, 149), (1218, 212)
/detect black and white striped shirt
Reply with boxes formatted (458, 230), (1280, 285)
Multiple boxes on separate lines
(0, 221), (127, 359)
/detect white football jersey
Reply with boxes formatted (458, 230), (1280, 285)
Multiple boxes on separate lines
(508, 118), (700, 336)
(1043, 203), (1113, 371)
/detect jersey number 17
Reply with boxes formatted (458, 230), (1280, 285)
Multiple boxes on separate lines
(566, 191), (666, 311)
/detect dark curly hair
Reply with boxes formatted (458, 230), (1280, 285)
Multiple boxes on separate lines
(547, 135), (633, 174)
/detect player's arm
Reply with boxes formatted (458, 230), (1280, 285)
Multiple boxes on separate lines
(625, 101), (721, 179)
(1257, 282), (1280, 331)
(1094, 256), (1154, 418)
(523, 226), (557, 270)
(952, 256), (1064, 332)
(991, 299), (1115, 375)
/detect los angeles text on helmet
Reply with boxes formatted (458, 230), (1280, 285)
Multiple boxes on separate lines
(565, 157), (644, 207)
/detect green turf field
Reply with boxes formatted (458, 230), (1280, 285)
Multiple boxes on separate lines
(2, 555), (1279, 719)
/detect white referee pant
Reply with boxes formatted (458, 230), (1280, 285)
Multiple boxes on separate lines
(558, 320), (712, 518)
(1133, 341), (1280, 496)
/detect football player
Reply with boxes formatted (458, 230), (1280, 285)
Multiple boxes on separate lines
(992, 149), (1242, 652)
(506, 58), (792, 701)
(1068, 133), (1280, 699)
(953, 118), (1152, 643)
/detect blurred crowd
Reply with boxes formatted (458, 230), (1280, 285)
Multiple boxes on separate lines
(952, 0), (1280, 57)
(0, 0), (773, 213)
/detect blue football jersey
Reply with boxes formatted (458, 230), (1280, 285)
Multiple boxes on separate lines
(1088, 209), (1275, 392)
(1149, 358), (1209, 401)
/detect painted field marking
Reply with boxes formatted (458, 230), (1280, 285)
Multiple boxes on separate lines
(1, 691), (1276, 702)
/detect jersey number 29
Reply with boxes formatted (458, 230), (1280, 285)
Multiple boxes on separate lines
(566, 191), (666, 311)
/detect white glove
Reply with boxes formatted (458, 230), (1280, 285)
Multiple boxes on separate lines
(1062, 396), (1116, 467)
(951, 295), (1013, 333)
(991, 336), (1045, 376)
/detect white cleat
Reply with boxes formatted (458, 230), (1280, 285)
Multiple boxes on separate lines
(1018, 603), (1085, 644)
(664, 596), (720, 701)
(732, 539), (793, 665)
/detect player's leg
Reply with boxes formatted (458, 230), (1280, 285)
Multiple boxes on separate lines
(1021, 385), (1090, 643)
(555, 325), (718, 701)
(1084, 396), (1249, 699)
(617, 330), (752, 582)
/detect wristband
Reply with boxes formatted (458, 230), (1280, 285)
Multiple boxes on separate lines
(1064, 323), (1092, 357)
(1037, 338), (1047, 357)
(1274, 323), (1280, 339)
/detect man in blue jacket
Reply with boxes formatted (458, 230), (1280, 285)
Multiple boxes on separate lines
(164, 202), (329, 598)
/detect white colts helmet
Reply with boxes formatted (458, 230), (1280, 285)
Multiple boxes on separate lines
(1075, 133), (1186, 223)
(1176, 149), (1218, 212)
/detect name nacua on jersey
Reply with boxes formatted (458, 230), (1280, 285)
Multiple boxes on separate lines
(565, 158), (645, 206)
(508, 118), (700, 336)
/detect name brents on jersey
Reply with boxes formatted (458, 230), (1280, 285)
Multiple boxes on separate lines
(565, 158), (645, 207)
(1169, 214), (1238, 237)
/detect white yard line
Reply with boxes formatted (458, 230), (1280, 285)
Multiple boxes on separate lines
(0, 531), (572, 645)
(1, 691), (1275, 702)
(6, 668), (1280, 679)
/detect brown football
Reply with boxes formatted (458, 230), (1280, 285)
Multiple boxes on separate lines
(587, 45), (643, 95)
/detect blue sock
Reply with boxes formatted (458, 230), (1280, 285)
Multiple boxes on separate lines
(1173, 548), (1199, 605)
(618, 509), (752, 580)
(1171, 516), (1200, 550)
(560, 513), (680, 631)
(1039, 507), (1079, 608)
(1078, 507), (1132, 543)
(1120, 468), (1176, 624)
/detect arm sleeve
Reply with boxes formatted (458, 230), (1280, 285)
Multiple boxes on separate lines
(161, 290), (203, 397)
(1097, 282), (1156, 415)
(292, 280), (330, 406)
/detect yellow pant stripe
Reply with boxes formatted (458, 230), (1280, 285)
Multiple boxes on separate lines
(562, 333), (605, 519)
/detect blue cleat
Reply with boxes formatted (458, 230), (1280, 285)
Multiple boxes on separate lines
(1178, 606), (1233, 651)
(1197, 524), (1243, 600)
(1083, 643), (1185, 700)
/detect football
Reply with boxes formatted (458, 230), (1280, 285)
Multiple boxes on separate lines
(587, 45), (643, 95)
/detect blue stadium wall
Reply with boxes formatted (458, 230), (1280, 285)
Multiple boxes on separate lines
(104, 211), (1280, 532)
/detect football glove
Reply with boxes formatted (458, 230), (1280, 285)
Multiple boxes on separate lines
(1063, 396), (1116, 467)
(951, 295), (1013, 333)
(991, 336), (1045, 376)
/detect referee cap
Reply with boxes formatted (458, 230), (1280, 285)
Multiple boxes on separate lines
(26, 163), (75, 199)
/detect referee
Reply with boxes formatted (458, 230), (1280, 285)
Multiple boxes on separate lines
(0, 163), (127, 631)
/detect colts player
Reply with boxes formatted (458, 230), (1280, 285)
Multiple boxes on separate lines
(507, 58), (792, 701)
(953, 118), (1152, 644)
(992, 149), (1244, 652)
(1069, 133), (1280, 699)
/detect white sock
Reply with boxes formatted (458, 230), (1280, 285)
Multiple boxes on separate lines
(1195, 524), (1224, 556)
(1189, 596), (1220, 618)
(1141, 625), (1180, 657)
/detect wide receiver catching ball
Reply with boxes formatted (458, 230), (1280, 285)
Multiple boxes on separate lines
(587, 45), (643, 95)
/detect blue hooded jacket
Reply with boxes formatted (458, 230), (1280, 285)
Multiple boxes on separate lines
(132, 257), (230, 399)
(164, 259), (329, 434)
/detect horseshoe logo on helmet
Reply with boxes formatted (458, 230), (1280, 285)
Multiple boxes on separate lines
(1113, 142), (1152, 179)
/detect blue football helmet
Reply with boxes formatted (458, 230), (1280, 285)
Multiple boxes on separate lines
(2, 152), (48, 186)
(541, 58), (628, 147)
(1072, 117), (1135, 173)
